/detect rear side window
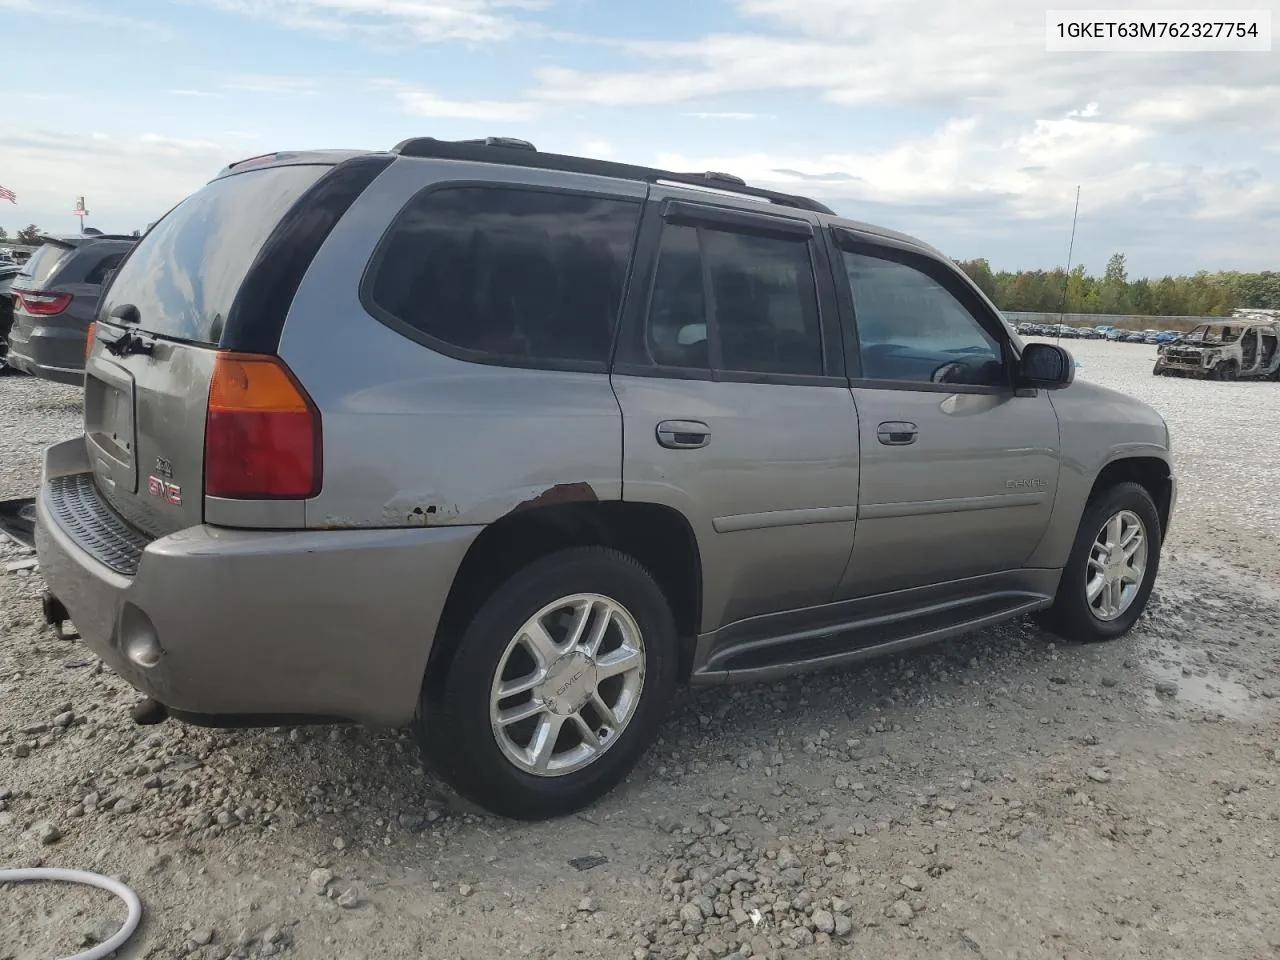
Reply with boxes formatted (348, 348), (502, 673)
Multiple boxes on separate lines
(98, 165), (328, 344)
(366, 186), (641, 367)
(18, 243), (73, 287)
(642, 222), (824, 377)
(84, 252), (127, 286)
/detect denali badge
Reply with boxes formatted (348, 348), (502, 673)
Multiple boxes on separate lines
(1005, 478), (1048, 490)
(147, 475), (183, 506)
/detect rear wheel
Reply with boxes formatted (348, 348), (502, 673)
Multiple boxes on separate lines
(1037, 481), (1161, 643)
(413, 547), (678, 820)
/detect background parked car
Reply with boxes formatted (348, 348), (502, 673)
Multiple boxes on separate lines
(6, 232), (136, 385)
(0, 260), (18, 373)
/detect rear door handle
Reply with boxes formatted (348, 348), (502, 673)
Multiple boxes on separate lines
(876, 421), (918, 445)
(656, 420), (710, 449)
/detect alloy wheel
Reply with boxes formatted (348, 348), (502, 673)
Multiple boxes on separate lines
(489, 593), (646, 777)
(1085, 509), (1148, 622)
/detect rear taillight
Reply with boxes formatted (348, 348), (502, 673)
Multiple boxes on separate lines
(85, 322), (96, 360)
(204, 352), (321, 500)
(16, 291), (73, 316)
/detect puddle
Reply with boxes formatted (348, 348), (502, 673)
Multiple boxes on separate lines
(1144, 660), (1255, 719)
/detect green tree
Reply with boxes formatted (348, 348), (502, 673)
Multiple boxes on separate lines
(0, 225), (8, 240)
(15, 224), (43, 245)
(1064, 265), (1088, 312)
(1097, 253), (1131, 313)
(956, 258), (997, 301)
(1129, 277), (1153, 315)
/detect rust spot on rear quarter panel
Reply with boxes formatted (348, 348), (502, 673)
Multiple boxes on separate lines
(507, 482), (599, 516)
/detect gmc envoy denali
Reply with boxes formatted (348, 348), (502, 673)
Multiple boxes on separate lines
(36, 137), (1175, 820)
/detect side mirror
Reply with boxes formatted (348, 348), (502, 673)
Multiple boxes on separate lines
(1019, 342), (1075, 389)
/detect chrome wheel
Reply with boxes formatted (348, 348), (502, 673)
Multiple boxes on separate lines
(489, 593), (646, 778)
(1085, 509), (1148, 621)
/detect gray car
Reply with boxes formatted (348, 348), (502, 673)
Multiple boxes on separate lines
(35, 138), (1176, 820)
(6, 233), (136, 385)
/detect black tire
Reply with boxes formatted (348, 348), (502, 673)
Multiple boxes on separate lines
(413, 547), (678, 820)
(1037, 481), (1162, 643)
(0, 297), (12, 374)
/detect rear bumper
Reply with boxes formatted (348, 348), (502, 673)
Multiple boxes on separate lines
(6, 315), (87, 385)
(35, 438), (481, 727)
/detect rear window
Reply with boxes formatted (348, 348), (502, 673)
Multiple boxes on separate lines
(98, 164), (328, 344)
(18, 243), (73, 287)
(365, 186), (641, 367)
(84, 251), (127, 286)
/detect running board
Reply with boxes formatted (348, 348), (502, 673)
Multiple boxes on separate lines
(692, 585), (1053, 686)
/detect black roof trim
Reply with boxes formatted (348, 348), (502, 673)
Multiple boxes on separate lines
(390, 136), (836, 215)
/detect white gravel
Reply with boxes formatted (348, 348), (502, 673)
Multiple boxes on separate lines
(0, 374), (80, 501)
(2, 345), (1279, 960)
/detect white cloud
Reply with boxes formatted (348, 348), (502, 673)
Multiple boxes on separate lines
(580, 140), (614, 159)
(169, 89), (222, 98)
(0, 128), (243, 232)
(649, 107), (1278, 262)
(224, 75), (321, 96)
(372, 80), (542, 121)
(193, 0), (548, 43)
(682, 112), (765, 121)
(528, 0), (1277, 126)
(0, 0), (173, 37)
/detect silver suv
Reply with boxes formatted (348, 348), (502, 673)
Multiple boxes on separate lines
(35, 138), (1176, 820)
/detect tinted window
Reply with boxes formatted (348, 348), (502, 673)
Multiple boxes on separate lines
(644, 223), (823, 377)
(645, 225), (708, 369)
(17, 243), (73, 287)
(98, 164), (329, 344)
(704, 228), (822, 376)
(843, 251), (1005, 386)
(368, 187), (641, 366)
(84, 251), (127, 286)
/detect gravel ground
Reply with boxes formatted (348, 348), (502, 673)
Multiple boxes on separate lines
(2, 341), (1279, 960)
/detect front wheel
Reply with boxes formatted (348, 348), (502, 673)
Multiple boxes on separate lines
(413, 547), (678, 820)
(1037, 481), (1162, 642)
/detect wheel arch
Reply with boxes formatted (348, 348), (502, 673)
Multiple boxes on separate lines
(1087, 455), (1174, 542)
(426, 500), (704, 690)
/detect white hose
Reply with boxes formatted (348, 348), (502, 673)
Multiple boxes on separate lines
(0, 867), (142, 960)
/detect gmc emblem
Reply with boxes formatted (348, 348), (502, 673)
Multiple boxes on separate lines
(147, 475), (183, 506)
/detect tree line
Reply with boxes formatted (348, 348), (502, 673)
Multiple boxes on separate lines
(957, 253), (1280, 317)
(0, 224), (46, 245)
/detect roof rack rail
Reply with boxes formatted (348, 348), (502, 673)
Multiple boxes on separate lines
(389, 136), (835, 215)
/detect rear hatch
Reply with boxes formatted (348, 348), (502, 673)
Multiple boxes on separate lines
(85, 161), (335, 538)
(11, 239), (77, 311)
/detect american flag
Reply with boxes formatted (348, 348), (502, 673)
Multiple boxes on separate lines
(0, 185), (16, 204)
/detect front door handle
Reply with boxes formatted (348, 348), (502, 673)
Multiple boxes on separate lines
(656, 420), (710, 449)
(876, 421), (918, 446)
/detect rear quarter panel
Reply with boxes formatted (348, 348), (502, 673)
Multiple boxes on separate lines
(1025, 379), (1172, 568)
(276, 157), (646, 528)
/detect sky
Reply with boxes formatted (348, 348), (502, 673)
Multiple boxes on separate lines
(0, 0), (1276, 277)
